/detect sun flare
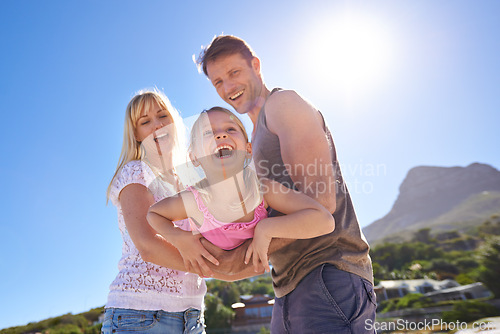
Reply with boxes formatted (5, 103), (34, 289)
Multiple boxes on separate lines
(302, 13), (395, 97)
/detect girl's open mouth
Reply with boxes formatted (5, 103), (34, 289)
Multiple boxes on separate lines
(213, 144), (234, 159)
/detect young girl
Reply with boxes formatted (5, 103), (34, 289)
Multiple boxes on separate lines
(147, 107), (335, 274)
(103, 89), (207, 334)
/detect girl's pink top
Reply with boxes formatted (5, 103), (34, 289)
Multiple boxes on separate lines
(186, 186), (268, 250)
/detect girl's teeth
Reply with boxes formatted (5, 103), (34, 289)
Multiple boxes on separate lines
(214, 145), (233, 154)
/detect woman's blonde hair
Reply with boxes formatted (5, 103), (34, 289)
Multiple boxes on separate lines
(106, 88), (185, 202)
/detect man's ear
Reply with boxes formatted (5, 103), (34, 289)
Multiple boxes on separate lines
(251, 57), (261, 75)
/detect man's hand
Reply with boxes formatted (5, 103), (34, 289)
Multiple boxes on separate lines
(200, 238), (264, 275)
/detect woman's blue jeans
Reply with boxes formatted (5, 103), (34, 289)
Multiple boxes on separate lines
(101, 307), (205, 334)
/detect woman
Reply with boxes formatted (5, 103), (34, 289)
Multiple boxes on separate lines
(102, 89), (206, 333)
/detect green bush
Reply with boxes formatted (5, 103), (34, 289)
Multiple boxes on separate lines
(441, 300), (499, 323)
(379, 298), (399, 313)
(83, 324), (102, 334)
(478, 236), (500, 297)
(81, 307), (105, 323)
(204, 294), (234, 332)
(258, 326), (271, 334)
(47, 323), (82, 334)
(396, 293), (432, 309)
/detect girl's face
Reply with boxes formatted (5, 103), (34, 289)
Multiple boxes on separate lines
(134, 100), (173, 142)
(193, 110), (251, 175)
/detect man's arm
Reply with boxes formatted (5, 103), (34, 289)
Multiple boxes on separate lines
(200, 238), (269, 275)
(262, 90), (337, 255)
(265, 89), (337, 212)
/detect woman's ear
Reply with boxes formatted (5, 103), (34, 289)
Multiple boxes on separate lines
(133, 128), (141, 143)
(246, 142), (252, 155)
(189, 152), (201, 167)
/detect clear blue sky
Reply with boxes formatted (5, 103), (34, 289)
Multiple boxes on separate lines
(1, 0), (499, 329)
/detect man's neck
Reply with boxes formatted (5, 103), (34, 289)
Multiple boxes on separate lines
(247, 85), (271, 126)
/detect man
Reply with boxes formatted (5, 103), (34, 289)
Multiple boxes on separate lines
(197, 35), (376, 333)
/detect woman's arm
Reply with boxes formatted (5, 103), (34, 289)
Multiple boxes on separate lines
(119, 184), (188, 271)
(245, 178), (335, 271)
(119, 184), (214, 277)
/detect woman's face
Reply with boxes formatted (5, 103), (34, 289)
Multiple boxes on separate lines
(136, 100), (177, 173)
(134, 100), (173, 142)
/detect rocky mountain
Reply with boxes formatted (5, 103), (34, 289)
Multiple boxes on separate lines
(362, 163), (500, 245)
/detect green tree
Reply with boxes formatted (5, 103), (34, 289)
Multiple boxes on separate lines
(427, 259), (459, 279)
(478, 236), (500, 297)
(83, 324), (102, 334)
(454, 273), (476, 285)
(413, 228), (432, 244)
(204, 294), (234, 333)
(258, 326), (271, 334)
(395, 293), (432, 309)
(47, 323), (82, 334)
(208, 281), (241, 306)
(60, 314), (88, 329)
(478, 216), (500, 236)
(250, 276), (274, 296)
(379, 298), (399, 313)
(441, 300), (498, 323)
(81, 307), (104, 323)
(435, 230), (461, 241)
(372, 262), (385, 284)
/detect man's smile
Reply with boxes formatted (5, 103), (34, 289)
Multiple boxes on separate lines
(229, 89), (244, 101)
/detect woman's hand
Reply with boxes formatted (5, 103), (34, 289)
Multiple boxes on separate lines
(170, 230), (219, 277)
(244, 220), (272, 273)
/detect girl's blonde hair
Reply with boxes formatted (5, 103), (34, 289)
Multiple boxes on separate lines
(188, 106), (249, 156)
(106, 88), (185, 202)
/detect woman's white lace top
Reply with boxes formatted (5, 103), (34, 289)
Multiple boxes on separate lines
(106, 160), (206, 312)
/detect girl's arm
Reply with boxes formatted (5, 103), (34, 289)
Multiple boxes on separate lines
(147, 192), (220, 275)
(245, 178), (335, 272)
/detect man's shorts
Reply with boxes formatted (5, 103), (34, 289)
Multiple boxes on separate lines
(271, 264), (377, 333)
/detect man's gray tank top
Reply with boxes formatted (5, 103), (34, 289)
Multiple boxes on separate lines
(252, 88), (373, 298)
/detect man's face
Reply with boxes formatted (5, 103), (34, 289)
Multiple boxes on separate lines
(206, 53), (263, 115)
